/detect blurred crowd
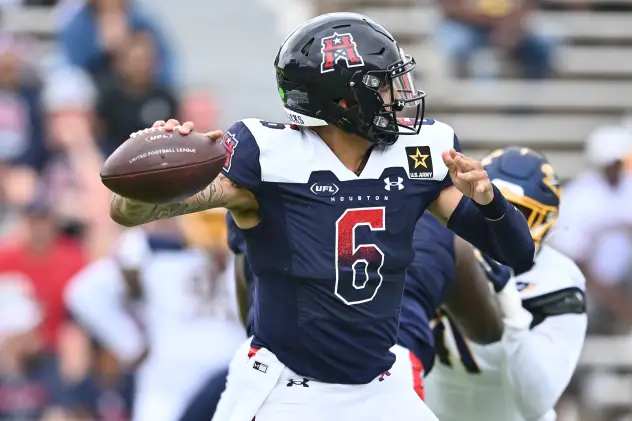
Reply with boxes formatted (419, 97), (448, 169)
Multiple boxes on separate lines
(0, 0), (631, 421)
(0, 1), (244, 420)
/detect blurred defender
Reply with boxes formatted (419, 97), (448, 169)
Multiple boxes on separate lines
(65, 221), (245, 421)
(424, 147), (587, 421)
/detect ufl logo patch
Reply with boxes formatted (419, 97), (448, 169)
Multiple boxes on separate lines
(320, 32), (364, 73)
(405, 146), (433, 179)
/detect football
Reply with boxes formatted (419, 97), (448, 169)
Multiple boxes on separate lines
(100, 128), (226, 204)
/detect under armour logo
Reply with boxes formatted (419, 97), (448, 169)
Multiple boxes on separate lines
(287, 378), (310, 387)
(384, 177), (404, 191)
(378, 370), (391, 382)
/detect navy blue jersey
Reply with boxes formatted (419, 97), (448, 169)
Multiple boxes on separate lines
(227, 212), (247, 255)
(398, 212), (456, 374)
(220, 118), (459, 384)
(226, 212), (256, 335)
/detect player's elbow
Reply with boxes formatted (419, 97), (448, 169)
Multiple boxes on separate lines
(108, 195), (148, 227)
(109, 209), (139, 227)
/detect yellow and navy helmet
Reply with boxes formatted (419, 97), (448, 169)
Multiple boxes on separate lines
(482, 147), (561, 250)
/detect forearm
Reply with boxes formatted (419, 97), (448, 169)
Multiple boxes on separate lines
(447, 185), (535, 274)
(109, 175), (238, 227)
(445, 236), (503, 344)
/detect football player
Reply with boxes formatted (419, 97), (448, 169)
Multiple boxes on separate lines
(424, 147), (587, 421)
(395, 211), (506, 392)
(176, 211), (504, 421)
(107, 13), (534, 421)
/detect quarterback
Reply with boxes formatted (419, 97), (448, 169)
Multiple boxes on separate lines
(200, 210), (504, 421)
(106, 13), (533, 421)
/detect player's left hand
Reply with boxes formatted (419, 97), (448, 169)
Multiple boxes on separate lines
(442, 149), (494, 205)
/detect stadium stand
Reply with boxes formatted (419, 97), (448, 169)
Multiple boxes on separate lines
(7, 1), (632, 180)
(314, 0), (632, 181)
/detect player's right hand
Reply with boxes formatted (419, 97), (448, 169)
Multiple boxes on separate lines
(145, 119), (224, 142)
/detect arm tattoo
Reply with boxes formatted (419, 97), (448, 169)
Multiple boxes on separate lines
(110, 176), (239, 227)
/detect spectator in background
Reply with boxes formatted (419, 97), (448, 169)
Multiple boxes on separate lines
(0, 34), (47, 172)
(0, 194), (86, 352)
(96, 31), (179, 156)
(0, 34), (49, 228)
(67, 338), (135, 421)
(436, 0), (556, 79)
(59, 0), (173, 88)
(0, 34), (50, 242)
(550, 126), (632, 333)
(0, 281), (70, 420)
(41, 66), (118, 258)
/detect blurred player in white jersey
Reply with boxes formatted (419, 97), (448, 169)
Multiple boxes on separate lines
(64, 215), (246, 421)
(424, 147), (587, 421)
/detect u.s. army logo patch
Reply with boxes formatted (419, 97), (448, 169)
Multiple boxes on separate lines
(405, 146), (433, 179)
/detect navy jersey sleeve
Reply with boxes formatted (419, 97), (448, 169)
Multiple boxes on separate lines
(220, 121), (262, 190)
(226, 212), (246, 255)
(475, 251), (512, 292)
(407, 213), (456, 310)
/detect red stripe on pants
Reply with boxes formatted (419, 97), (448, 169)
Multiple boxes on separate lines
(409, 351), (425, 400)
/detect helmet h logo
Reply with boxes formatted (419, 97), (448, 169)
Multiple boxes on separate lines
(320, 32), (365, 73)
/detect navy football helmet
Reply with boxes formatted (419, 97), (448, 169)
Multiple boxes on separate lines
(482, 147), (561, 251)
(274, 13), (426, 146)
